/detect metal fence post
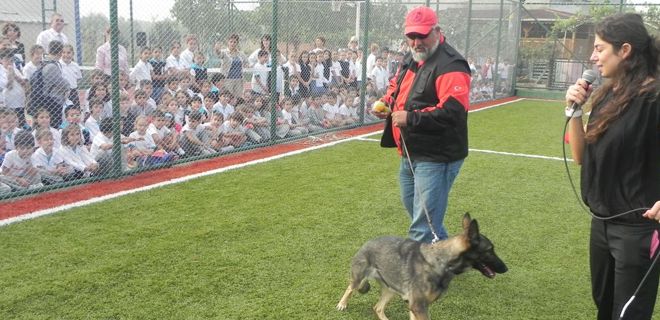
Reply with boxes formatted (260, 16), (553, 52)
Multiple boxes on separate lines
(511, 0), (522, 92)
(270, 0), (279, 141)
(130, 0), (135, 65)
(74, 0), (83, 64)
(493, 0), (504, 99)
(465, 0), (473, 59)
(110, 0), (122, 177)
(358, 0), (370, 124)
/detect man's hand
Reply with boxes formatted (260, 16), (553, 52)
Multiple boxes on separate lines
(391, 111), (408, 127)
(372, 110), (390, 119)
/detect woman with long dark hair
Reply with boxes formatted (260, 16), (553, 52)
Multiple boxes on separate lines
(248, 34), (286, 68)
(298, 51), (312, 98)
(2, 22), (25, 68)
(566, 13), (659, 320)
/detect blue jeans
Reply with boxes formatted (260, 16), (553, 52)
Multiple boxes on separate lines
(399, 158), (464, 243)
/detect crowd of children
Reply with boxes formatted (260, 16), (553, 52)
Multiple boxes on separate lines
(0, 27), (411, 195)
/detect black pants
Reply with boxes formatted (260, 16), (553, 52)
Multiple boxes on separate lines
(590, 219), (660, 320)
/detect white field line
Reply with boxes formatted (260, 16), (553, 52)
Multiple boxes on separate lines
(355, 137), (571, 162)
(1, 98), (525, 226)
(469, 148), (571, 162)
(469, 98), (526, 113)
(0, 131), (377, 227)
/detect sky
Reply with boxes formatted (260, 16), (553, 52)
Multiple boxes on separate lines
(80, 0), (660, 21)
(80, 0), (258, 21)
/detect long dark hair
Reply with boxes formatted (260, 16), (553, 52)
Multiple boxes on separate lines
(260, 34), (271, 51)
(586, 13), (659, 143)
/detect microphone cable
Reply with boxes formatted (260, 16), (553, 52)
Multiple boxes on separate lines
(561, 113), (650, 220)
(562, 110), (657, 320)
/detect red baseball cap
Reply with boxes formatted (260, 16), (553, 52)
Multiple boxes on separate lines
(404, 6), (438, 36)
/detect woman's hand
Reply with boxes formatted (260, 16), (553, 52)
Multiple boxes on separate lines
(565, 78), (593, 109)
(643, 201), (660, 222)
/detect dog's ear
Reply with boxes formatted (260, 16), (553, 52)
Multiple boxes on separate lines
(462, 212), (472, 230)
(468, 219), (480, 242)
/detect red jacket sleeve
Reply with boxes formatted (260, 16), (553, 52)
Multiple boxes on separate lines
(407, 71), (471, 130)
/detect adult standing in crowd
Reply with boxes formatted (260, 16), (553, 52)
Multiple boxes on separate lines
(565, 13), (659, 320)
(374, 6), (471, 243)
(95, 28), (129, 77)
(36, 13), (68, 51)
(2, 22), (25, 69)
(347, 36), (359, 52)
(298, 51), (312, 98)
(215, 34), (248, 99)
(248, 34), (285, 67)
(310, 36), (327, 54)
(32, 41), (69, 129)
(0, 48), (27, 127)
(366, 43), (379, 78)
(165, 40), (186, 76)
(180, 34), (198, 70)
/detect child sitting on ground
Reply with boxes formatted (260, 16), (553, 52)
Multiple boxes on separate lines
(30, 108), (62, 149)
(31, 129), (75, 184)
(179, 112), (214, 157)
(0, 130), (43, 190)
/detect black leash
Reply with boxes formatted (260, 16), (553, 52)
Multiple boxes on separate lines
(561, 114), (657, 320)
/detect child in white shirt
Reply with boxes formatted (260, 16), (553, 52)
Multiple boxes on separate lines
(60, 44), (82, 106)
(31, 108), (62, 149)
(251, 50), (270, 95)
(130, 47), (153, 85)
(212, 90), (235, 119)
(84, 99), (104, 140)
(0, 130), (42, 190)
(22, 45), (44, 81)
(59, 124), (99, 177)
(1, 110), (21, 151)
(370, 57), (389, 95)
(202, 111), (234, 153)
(128, 115), (157, 154)
(148, 110), (178, 153)
(31, 128), (74, 184)
(180, 112), (214, 157)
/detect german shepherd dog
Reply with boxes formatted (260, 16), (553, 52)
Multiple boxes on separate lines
(336, 213), (507, 320)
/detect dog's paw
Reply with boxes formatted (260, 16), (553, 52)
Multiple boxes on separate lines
(336, 302), (348, 311)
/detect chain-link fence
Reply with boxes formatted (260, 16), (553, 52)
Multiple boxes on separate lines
(3, 0), (654, 200)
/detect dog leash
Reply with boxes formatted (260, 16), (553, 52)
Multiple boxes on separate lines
(399, 132), (441, 244)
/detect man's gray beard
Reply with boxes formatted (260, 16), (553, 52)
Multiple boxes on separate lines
(412, 42), (439, 62)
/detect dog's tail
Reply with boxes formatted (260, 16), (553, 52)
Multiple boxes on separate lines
(357, 280), (371, 294)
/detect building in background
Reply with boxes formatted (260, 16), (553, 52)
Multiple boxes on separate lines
(1, 0), (76, 56)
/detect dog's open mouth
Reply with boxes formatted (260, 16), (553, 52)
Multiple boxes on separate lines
(476, 263), (496, 278)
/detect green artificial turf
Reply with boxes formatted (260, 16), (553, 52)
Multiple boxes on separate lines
(1, 99), (650, 319)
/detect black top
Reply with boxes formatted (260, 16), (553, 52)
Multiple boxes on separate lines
(380, 41), (470, 163)
(581, 89), (660, 224)
(149, 59), (167, 88)
(300, 63), (311, 82)
(11, 42), (25, 67)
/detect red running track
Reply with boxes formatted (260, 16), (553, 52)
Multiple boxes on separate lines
(0, 97), (519, 221)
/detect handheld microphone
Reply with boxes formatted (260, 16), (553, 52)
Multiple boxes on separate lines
(569, 69), (598, 110)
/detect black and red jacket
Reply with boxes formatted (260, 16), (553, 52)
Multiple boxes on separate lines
(380, 38), (471, 163)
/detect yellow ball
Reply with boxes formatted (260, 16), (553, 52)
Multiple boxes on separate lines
(372, 101), (390, 113)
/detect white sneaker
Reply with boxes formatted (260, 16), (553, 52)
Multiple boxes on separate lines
(28, 183), (44, 189)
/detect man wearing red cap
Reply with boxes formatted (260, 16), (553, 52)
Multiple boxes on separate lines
(375, 6), (471, 243)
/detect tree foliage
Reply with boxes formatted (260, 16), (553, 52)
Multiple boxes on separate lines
(170, 0), (408, 55)
(147, 19), (185, 52)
